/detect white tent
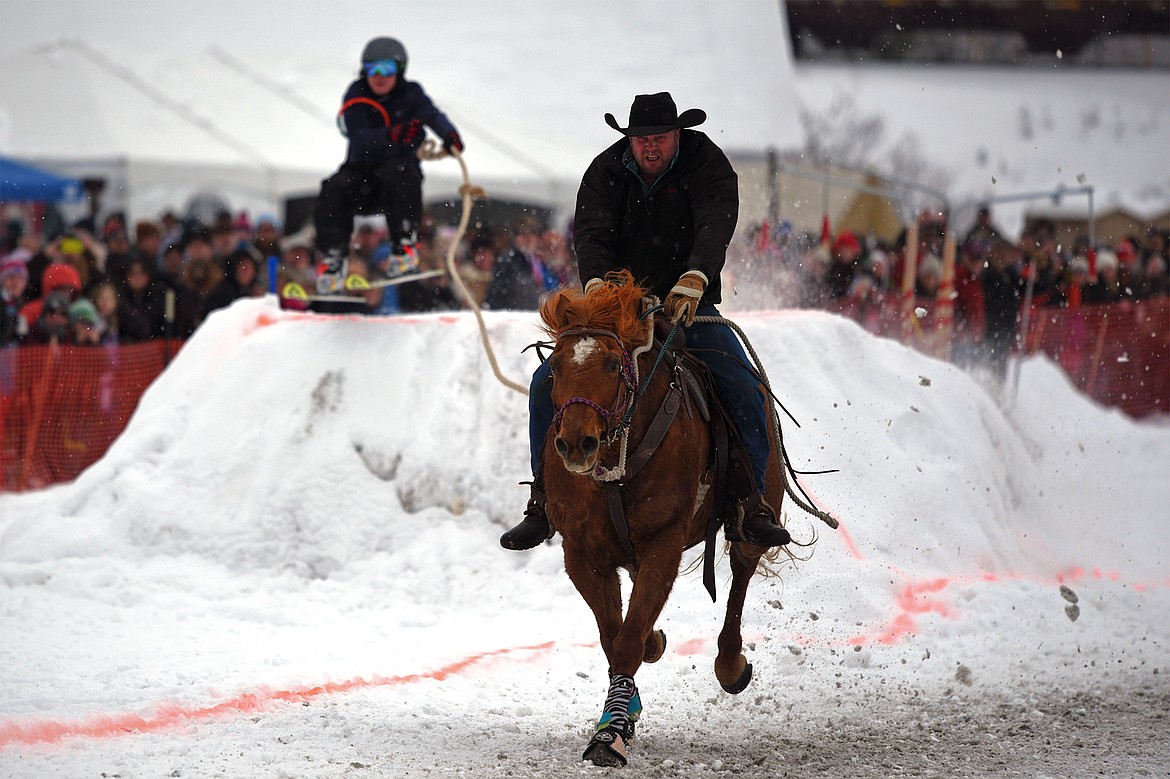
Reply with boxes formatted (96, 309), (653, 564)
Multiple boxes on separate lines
(0, 1), (803, 227)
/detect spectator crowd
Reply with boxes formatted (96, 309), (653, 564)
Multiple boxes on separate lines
(736, 207), (1170, 380)
(2, 202), (1166, 390)
(0, 206), (578, 349)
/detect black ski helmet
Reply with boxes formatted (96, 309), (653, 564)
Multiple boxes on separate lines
(361, 37), (408, 78)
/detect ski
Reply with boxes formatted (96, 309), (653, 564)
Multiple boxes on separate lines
(280, 269), (446, 307)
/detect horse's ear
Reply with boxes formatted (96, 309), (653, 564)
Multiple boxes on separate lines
(540, 289), (572, 336)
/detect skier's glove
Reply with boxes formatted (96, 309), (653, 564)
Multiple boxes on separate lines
(443, 130), (464, 154)
(663, 270), (707, 327)
(389, 120), (422, 148)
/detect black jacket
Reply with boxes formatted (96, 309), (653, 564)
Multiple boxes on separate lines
(573, 129), (738, 304)
(338, 78), (459, 168)
(485, 247), (542, 311)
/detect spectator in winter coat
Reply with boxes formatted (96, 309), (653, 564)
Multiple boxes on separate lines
(22, 291), (73, 345)
(118, 258), (168, 342)
(1, 255), (31, 346)
(951, 242), (987, 368)
(484, 215), (545, 311)
(19, 263), (83, 329)
(313, 36), (464, 293)
(824, 231), (863, 300)
(88, 282), (124, 344)
(1083, 250), (1129, 304)
(500, 91), (790, 554)
(132, 220), (163, 269)
(205, 248), (263, 314)
(252, 214), (282, 262)
(981, 239), (1026, 380)
(68, 298), (108, 346)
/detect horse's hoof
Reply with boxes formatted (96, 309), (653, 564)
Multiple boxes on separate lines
(643, 629), (667, 663)
(583, 731), (628, 767)
(720, 661), (753, 695)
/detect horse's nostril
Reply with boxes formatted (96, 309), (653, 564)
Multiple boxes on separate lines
(554, 437), (569, 457)
(581, 436), (599, 456)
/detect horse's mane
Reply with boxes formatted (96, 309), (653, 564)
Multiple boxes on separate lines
(539, 269), (649, 345)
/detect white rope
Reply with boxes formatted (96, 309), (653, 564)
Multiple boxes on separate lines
(417, 140), (529, 396)
(591, 316), (656, 483)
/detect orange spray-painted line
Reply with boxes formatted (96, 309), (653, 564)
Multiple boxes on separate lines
(0, 641), (556, 750)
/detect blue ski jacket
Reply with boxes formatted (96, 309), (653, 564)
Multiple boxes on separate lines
(337, 78), (459, 169)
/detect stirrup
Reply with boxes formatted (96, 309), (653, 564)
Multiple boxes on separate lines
(725, 495), (791, 548)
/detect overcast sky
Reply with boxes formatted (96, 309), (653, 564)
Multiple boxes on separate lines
(1, 1), (409, 59)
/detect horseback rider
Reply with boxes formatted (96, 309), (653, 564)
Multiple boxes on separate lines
(500, 91), (791, 552)
(312, 36), (464, 293)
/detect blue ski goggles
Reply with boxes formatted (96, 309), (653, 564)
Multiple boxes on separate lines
(364, 59), (399, 78)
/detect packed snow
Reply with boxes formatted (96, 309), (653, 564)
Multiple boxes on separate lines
(1, 297), (1167, 776)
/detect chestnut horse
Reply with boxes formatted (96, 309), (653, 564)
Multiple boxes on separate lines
(538, 271), (790, 767)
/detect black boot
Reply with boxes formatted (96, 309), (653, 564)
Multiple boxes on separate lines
(725, 493), (791, 548)
(500, 484), (552, 550)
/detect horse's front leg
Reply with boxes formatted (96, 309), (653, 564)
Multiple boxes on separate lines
(581, 541), (684, 766)
(562, 550), (624, 670)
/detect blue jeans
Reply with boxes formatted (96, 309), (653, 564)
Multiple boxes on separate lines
(528, 303), (771, 493)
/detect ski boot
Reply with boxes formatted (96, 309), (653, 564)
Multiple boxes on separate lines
(385, 239), (420, 279)
(316, 250), (348, 294)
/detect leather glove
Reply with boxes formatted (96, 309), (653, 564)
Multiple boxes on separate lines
(389, 119), (422, 147)
(443, 130), (464, 154)
(663, 270), (707, 326)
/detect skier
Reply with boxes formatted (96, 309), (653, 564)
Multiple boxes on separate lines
(312, 36), (464, 293)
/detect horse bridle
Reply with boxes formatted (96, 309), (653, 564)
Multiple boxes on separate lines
(551, 327), (639, 445)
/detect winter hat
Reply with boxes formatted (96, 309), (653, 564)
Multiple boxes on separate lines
(68, 298), (102, 328)
(1, 254), (30, 283)
(1070, 256), (1090, 275)
(256, 213), (281, 230)
(42, 263), (83, 294)
(1115, 240), (1137, 265)
(832, 231), (861, 256)
(605, 92), (706, 136)
(1096, 249), (1119, 272)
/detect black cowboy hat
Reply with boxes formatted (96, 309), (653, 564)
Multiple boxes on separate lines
(604, 92), (706, 136)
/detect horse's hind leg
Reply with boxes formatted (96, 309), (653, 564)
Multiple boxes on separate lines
(715, 543), (762, 694)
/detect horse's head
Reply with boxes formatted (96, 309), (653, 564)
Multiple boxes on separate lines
(540, 271), (651, 475)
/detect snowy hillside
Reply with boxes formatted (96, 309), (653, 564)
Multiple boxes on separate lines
(1, 298), (1168, 776)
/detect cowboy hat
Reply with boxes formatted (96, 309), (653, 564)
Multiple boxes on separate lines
(604, 92), (706, 136)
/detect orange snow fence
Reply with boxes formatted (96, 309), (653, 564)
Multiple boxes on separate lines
(0, 340), (182, 492)
(1022, 297), (1169, 419)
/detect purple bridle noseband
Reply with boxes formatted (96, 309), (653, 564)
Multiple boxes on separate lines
(552, 328), (638, 443)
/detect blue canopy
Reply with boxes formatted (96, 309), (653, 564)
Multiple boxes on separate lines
(0, 157), (83, 202)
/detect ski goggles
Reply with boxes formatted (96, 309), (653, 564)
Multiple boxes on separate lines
(364, 59), (399, 78)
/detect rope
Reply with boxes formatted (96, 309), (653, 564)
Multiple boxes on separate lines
(417, 140), (528, 396)
(413, 142), (834, 525)
(692, 315), (840, 530)
(592, 320), (655, 482)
